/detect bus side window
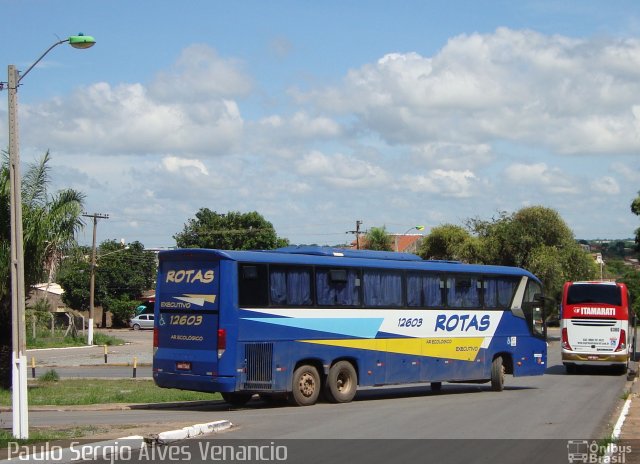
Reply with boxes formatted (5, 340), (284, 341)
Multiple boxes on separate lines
(446, 276), (481, 308)
(270, 266), (313, 306)
(363, 269), (403, 307)
(407, 272), (443, 307)
(316, 268), (361, 306)
(484, 277), (518, 309)
(239, 264), (269, 307)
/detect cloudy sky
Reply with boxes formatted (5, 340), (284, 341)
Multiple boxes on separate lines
(2, 1), (640, 248)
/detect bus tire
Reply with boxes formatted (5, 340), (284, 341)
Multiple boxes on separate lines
(221, 392), (252, 407)
(324, 361), (358, 403)
(290, 364), (321, 406)
(565, 363), (577, 375)
(431, 382), (442, 392)
(491, 356), (505, 392)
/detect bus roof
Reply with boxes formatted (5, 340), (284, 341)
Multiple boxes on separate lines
(159, 246), (539, 280)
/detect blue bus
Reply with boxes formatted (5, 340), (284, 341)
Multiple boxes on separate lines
(153, 246), (547, 406)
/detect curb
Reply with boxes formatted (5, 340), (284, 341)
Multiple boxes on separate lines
(610, 370), (639, 442)
(0, 400), (220, 413)
(0, 420), (233, 464)
(151, 420), (233, 445)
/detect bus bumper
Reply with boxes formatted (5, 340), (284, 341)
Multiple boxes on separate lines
(561, 351), (628, 366)
(153, 371), (237, 393)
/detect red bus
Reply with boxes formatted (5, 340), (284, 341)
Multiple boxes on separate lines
(561, 281), (635, 374)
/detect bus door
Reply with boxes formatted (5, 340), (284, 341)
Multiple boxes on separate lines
(154, 256), (221, 382)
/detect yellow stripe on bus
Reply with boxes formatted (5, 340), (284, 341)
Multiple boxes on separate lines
(298, 337), (486, 362)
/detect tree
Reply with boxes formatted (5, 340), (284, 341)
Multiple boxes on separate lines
(469, 206), (597, 300)
(58, 240), (156, 327)
(174, 209), (288, 250)
(418, 224), (480, 261)
(0, 151), (85, 388)
(632, 191), (640, 251)
(362, 226), (393, 251)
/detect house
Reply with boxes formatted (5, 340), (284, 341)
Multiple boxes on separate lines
(27, 282), (66, 312)
(347, 233), (424, 254)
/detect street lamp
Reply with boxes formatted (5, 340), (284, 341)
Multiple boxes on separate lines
(5, 33), (95, 439)
(395, 225), (425, 252)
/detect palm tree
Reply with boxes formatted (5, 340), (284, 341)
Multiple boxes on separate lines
(363, 226), (393, 251)
(0, 150), (85, 388)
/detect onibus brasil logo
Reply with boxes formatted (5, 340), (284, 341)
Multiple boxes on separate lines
(567, 440), (631, 463)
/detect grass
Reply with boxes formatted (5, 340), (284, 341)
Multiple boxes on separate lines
(0, 426), (106, 449)
(0, 379), (220, 406)
(26, 332), (124, 349)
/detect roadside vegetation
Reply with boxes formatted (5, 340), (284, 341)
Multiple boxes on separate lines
(0, 378), (220, 406)
(26, 332), (123, 349)
(0, 426), (106, 449)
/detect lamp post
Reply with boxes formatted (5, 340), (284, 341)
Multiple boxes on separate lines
(395, 225), (425, 252)
(6, 33), (95, 439)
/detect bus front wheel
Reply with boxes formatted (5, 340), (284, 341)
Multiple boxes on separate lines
(324, 361), (358, 403)
(491, 356), (505, 392)
(290, 364), (321, 406)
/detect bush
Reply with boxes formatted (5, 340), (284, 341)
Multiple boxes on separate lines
(104, 296), (139, 327)
(39, 369), (60, 382)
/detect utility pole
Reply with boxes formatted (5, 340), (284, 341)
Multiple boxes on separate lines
(346, 220), (364, 249)
(8, 64), (28, 439)
(83, 212), (109, 345)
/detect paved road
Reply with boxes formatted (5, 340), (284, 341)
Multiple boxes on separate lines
(10, 333), (629, 442)
(6, 328), (632, 464)
(26, 328), (153, 369)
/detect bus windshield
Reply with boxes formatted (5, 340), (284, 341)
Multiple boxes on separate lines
(566, 284), (621, 306)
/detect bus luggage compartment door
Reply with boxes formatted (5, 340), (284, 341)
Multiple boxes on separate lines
(155, 311), (220, 379)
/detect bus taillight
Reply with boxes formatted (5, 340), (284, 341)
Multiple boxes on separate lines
(217, 328), (226, 359)
(616, 329), (627, 352)
(561, 328), (572, 350)
(153, 327), (158, 356)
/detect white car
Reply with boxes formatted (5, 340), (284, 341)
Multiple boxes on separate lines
(129, 314), (154, 330)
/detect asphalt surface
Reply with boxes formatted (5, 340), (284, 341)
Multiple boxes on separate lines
(4, 327), (640, 464)
(26, 328), (153, 370)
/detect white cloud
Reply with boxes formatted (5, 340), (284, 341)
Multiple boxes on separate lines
(11, 28), (640, 248)
(402, 169), (479, 198)
(590, 176), (621, 195)
(295, 150), (390, 188)
(504, 162), (578, 194)
(161, 156), (209, 176)
(149, 44), (253, 102)
(18, 45), (248, 158)
(411, 143), (494, 170)
(302, 28), (640, 154)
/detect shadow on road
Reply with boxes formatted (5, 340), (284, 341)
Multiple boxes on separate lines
(130, 382), (536, 412)
(545, 362), (630, 377)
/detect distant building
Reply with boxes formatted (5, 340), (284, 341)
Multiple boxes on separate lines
(391, 234), (424, 253)
(347, 234), (424, 254)
(27, 283), (66, 312)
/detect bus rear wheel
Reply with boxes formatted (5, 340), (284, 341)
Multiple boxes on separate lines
(324, 361), (358, 403)
(290, 364), (320, 406)
(221, 392), (252, 407)
(490, 356), (505, 392)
